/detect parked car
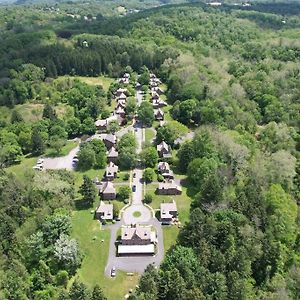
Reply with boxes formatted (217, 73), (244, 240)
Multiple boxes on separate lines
(132, 185), (136, 192)
(111, 266), (116, 277)
(133, 172), (136, 178)
(33, 165), (43, 171)
(37, 158), (44, 164)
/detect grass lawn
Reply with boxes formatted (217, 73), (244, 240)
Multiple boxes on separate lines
(0, 103), (44, 123)
(74, 168), (105, 191)
(59, 76), (114, 92)
(114, 171), (130, 183)
(133, 211), (141, 217)
(162, 225), (180, 252)
(45, 140), (79, 157)
(6, 155), (37, 181)
(145, 128), (155, 144)
(71, 209), (139, 299)
(145, 183), (191, 224)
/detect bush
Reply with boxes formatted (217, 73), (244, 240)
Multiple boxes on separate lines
(157, 174), (164, 182)
(144, 193), (153, 204)
(118, 186), (131, 201)
(123, 173), (130, 181)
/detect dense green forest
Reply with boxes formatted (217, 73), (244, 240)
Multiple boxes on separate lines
(0, 0), (299, 299)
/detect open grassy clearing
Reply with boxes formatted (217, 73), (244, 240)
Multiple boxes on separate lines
(0, 103), (44, 123)
(59, 75), (114, 92)
(145, 128), (155, 144)
(162, 225), (180, 252)
(6, 156), (37, 181)
(45, 139), (79, 157)
(71, 209), (139, 299)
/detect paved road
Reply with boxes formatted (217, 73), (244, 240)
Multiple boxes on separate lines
(104, 87), (164, 276)
(43, 144), (79, 170)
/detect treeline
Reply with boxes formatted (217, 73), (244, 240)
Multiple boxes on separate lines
(19, 35), (178, 78)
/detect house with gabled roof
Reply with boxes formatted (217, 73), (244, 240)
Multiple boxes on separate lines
(157, 181), (182, 195)
(154, 108), (164, 121)
(160, 200), (178, 224)
(95, 119), (108, 132)
(158, 161), (174, 179)
(117, 92), (127, 101)
(103, 134), (116, 150)
(157, 141), (172, 158)
(107, 146), (118, 163)
(116, 88), (127, 97)
(99, 181), (116, 200)
(95, 201), (113, 221)
(105, 161), (118, 181)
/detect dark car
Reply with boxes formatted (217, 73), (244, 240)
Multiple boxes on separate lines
(133, 172), (136, 178)
(132, 185), (136, 192)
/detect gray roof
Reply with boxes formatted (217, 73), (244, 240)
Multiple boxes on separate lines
(106, 162), (118, 175)
(96, 201), (113, 219)
(157, 141), (169, 152)
(158, 181), (182, 192)
(101, 181), (116, 194)
(121, 225), (152, 241)
(108, 147), (118, 158)
(160, 200), (177, 219)
(158, 161), (170, 172)
(104, 134), (116, 144)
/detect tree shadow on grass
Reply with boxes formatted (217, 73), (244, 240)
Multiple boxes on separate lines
(74, 198), (93, 210)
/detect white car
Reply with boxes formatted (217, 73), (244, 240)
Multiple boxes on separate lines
(37, 158), (44, 164)
(33, 165), (43, 171)
(111, 267), (116, 277)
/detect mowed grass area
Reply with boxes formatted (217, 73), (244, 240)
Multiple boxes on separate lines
(60, 75), (114, 92)
(0, 103), (44, 123)
(145, 183), (191, 224)
(71, 206), (139, 299)
(145, 128), (155, 144)
(6, 155), (37, 181)
(45, 140), (79, 157)
(162, 225), (180, 251)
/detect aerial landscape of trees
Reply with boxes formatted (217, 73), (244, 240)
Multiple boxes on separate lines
(0, 0), (299, 299)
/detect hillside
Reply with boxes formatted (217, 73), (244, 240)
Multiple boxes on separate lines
(0, 1), (299, 300)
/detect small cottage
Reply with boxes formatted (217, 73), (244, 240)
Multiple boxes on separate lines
(95, 201), (113, 221)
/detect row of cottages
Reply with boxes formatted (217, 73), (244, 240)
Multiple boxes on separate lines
(157, 181), (182, 195)
(118, 225), (157, 256)
(157, 141), (172, 159)
(158, 161), (174, 180)
(115, 88), (127, 119)
(160, 200), (178, 224)
(149, 73), (161, 88)
(119, 73), (130, 85)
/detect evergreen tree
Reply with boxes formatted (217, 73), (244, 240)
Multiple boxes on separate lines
(79, 175), (97, 206)
(91, 285), (107, 300)
(69, 281), (90, 300)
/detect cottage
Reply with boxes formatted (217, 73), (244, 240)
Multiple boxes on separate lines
(115, 106), (125, 118)
(118, 225), (156, 256)
(152, 99), (167, 109)
(157, 181), (182, 195)
(152, 92), (160, 101)
(103, 134), (116, 150)
(160, 200), (178, 224)
(123, 73), (130, 79)
(100, 181), (116, 200)
(107, 146), (118, 163)
(95, 119), (108, 132)
(117, 92), (127, 101)
(116, 99), (126, 108)
(116, 88), (127, 97)
(119, 77), (129, 85)
(105, 161), (118, 181)
(151, 86), (164, 95)
(157, 141), (172, 158)
(158, 161), (174, 179)
(154, 108), (164, 121)
(95, 201), (113, 221)
(150, 73), (156, 79)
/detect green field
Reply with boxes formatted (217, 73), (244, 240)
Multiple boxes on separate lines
(71, 207), (139, 299)
(144, 128), (155, 144)
(59, 75), (114, 92)
(45, 140), (79, 157)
